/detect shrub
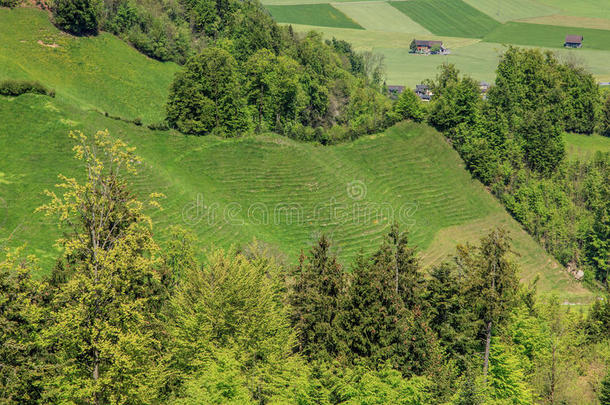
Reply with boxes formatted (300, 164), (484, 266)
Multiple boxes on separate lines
(0, 0), (22, 7)
(0, 80), (54, 97)
(52, 0), (98, 36)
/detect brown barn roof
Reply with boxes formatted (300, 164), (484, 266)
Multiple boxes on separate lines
(414, 40), (443, 48)
(565, 35), (583, 44)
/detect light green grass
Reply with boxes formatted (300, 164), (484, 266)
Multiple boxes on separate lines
(263, 0), (383, 5)
(0, 94), (592, 303)
(0, 8), (179, 123)
(484, 22), (610, 51)
(331, 2), (431, 34)
(564, 132), (610, 160)
(265, 4), (363, 29)
(463, 0), (558, 23)
(539, 0), (610, 20)
(390, 0), (501, 38)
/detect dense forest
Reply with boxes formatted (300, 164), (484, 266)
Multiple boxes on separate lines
(1, 130), (609, 404)
(1, 0), (609, 402)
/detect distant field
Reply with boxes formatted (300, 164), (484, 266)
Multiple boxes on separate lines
(390, 0), (501, 38)
(519, 15), (610, 31)
(331, 2), (431, 34)
(564, 133), (610, 160)
(0, 94), (592, 302)
(265, 4), (363, 29)
(0, 8), (178, 123)
(539, 0), (610, 20)
(463, 0), (558, 23)
(484, 22), (610, 51)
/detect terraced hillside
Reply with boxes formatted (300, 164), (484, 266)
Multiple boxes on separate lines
(0, 93), (591, 303)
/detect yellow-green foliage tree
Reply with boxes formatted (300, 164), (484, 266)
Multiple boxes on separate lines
(37, 130), (167, 404)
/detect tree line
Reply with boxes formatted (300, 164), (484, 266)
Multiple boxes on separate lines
(401, 47), (610, 291)
(1, 130), (608, 404)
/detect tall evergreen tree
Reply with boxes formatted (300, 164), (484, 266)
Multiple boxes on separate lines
(289, 235), (344, 361)
(600, 369), (610, 405)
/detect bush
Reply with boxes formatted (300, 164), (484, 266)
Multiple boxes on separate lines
(0, 0), (21, 7)
(52, 0), (98, 36)
(0, 80), (54, 97)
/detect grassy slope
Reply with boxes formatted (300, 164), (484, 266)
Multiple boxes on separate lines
(0, 94), (591, 302)
(265, 4), (363, 29)
(564, 133), (610, 160)
(389, 0), (500, 38)
(0, 8), (179, 123)
(463, 0), (558, 23)
(484, 22), (610, 51)
(520, 15), (610, 31)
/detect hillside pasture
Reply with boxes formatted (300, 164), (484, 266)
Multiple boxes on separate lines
(518, 15), (610, 31)
(0, 94), (592, 302)
(265, 4), (363, 29)
(331, 2), (431, 34)
(0, 8), (179, 123)
(389, 0), (501, 38)
(484, 22), (610, 51)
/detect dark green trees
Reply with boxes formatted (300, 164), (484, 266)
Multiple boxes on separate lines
(166, 47), (250, 136)
(603, 92), (610, 137)
(601, 370), (610, 405)
(289, 235), (345, 361)
(52, 0), (98, 35)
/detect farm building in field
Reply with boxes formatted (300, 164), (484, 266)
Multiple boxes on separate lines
(415, 84), (432, 101)
(410, 39), (449, 55)
(387, 85), (405, 99)
(564, 35), (583, 48)
(479, 81), (490, 93)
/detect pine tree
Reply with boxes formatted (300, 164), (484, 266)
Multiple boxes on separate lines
(290, 235), (344, 361)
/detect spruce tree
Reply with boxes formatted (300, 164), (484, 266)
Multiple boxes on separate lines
(600, 370), (610, 405)
(290, 235), (344, 361)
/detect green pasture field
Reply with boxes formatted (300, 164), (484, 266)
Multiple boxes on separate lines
(463, 0), (558, 23)
(484, 22), (610, 51)
(0, 8), (179, 123)
(0, 94), (592, 303)
(331, 2), (431, 34)
(389, 0), (501, 38)
(265, 4), (363, 29)
(539, 0), (610, 20)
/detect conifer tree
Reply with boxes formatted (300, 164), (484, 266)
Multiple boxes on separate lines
(290, 235), (344, 361)
(600, 370), (610, 405)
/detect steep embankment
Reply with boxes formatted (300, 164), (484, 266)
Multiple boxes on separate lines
(0, 8), (591, 302)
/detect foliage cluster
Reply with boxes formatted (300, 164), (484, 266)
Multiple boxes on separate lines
(0, 131), (607, 404)
(422, 47), (610, 288)
(0, 80), (55, 97)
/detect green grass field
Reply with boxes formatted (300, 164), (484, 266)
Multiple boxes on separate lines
(265, 4), (363, 29)
(463, 0), (558, 23)
(484, 22), (610, 51)
(331, 2), (431, 34)
(564, 133), (610, 160)
(539, 0), (610, 20)
(0, 8), (179, 124)
(0, 93), (592, 303)
(390, 0), (501, 38)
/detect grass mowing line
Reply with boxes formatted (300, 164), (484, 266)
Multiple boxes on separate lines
(389, 0), (501, 38)
(483, 22), (610, 51)
(265, 4), (364, 29)
(462, 0), (558, 23)
(0, 8), (179, 123)
(331, 2), (431, 34)
(1, 95), (592, 304)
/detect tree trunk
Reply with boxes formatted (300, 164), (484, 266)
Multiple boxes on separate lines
(93, 348), (100, 405)
(483, 320), (492, 378)
(550, 344), (556, 404)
